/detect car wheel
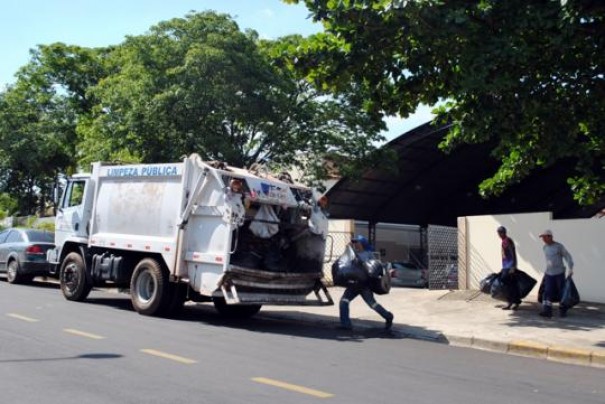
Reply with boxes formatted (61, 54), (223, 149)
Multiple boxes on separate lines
(6, 260), (24, 284)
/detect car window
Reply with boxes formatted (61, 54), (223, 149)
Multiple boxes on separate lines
(5, 230), (24, 243)
(0, 229), (9, 243)
(64, 180), (86, 208)
(25, 230), (54, 243)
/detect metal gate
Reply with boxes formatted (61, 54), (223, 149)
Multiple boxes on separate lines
(427, 225), (458, 290)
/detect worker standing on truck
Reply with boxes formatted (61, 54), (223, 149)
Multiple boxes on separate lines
(338, 235), (394, 331)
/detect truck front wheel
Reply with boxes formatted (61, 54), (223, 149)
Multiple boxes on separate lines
(130, 258), (168, 316)
(60, 252), (92, 301)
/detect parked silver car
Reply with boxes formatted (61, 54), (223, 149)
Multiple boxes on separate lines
(387, 261), (428, 288)
(0, 228), (55, 284)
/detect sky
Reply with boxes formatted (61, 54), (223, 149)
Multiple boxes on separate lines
(0, 0), (433, 140)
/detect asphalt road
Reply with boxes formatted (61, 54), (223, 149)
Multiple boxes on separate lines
(1, 279), (603, 404)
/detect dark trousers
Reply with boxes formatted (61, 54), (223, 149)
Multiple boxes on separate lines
(339, 285), (392, 328)
(500, 268), (520, 305)
(543, 273), (565, 306)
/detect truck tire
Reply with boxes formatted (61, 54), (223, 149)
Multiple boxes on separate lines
(130, 258), (169, 316)
(213, 298), (262, 318)
(60, 252), (92, 301)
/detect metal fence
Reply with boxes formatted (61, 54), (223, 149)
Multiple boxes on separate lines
(427, 225), (458, 290)
(323, 230), (353, 285)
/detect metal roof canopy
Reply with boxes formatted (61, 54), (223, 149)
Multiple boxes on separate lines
(326, 122), (604, 227)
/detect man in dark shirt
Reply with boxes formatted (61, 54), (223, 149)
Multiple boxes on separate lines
(497, 226), (521, 310)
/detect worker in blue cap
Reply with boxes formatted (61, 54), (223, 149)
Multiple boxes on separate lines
(338, 235), (394, 330)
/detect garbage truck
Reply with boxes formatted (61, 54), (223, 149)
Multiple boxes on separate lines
(47, 154), (333, 317)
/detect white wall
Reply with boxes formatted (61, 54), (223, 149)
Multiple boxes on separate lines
(462, 212), (605, 303)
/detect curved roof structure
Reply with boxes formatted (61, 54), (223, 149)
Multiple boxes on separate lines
(326, 122), (604, 227)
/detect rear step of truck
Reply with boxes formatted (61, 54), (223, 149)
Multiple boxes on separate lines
(220, 266), (333, 306)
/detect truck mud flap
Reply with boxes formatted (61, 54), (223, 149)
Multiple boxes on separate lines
(220, 266), (333, 306)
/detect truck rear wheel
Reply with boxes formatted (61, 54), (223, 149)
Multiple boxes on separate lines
(60, 252), (92, 301)
(130, 258), (168, 316)
(213, 298), (262, 318)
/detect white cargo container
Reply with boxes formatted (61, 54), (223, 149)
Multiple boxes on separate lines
(48, 154), (333, 317)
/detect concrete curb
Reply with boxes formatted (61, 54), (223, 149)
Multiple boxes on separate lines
(441, 333), (605, 368)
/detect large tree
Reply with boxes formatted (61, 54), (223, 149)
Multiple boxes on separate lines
(80, 11), (387, 184)
(0, 43), (106, 215)
(286, 0), (605, 204)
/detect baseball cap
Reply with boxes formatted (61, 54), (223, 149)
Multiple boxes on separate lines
(351, 234), (368, 243)
(350, 234), (371, 250)
(539, 230), (553, 237)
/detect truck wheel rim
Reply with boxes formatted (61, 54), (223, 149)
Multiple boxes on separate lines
(135, 271), (155, 303)
(64, 263), (79, 291)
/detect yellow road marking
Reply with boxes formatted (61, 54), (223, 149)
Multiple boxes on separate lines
(252, 377), (334, 398)
(64, 328), (105, 340)
(140, 349), (197, 364)
(6, 313), (39, 322)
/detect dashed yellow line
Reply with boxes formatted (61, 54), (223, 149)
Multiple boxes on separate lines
(140, 349), (197, 364)
(252, 377), (334, 398)
(64, 328), (105, 340)
(6, 313), (39, 322)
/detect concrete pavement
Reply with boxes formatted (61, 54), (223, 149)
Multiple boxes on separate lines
(259, 287), (605, 368)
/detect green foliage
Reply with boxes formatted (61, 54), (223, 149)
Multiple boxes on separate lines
(78, 11), (384, 179)
(288, 0), (605, 204)
(0, 10), (387, 212)
(33, 220), (55, 232)
(0, 193), (18, 216)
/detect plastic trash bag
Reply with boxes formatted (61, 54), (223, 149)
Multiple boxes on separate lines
(308, 206), (328, 237)
(364, 259), (384, 279)
(370, 269), (391, 295)
(480, 273), (499, 294)
(490, 277), (511, 302)
(515, 269), (537, 299)
(331, 246), (368, 286)
(249, 204), (280, 239)
(363, 259), (390, 295)
(561, 276), (580, 308)
(537, 276), (561, 304)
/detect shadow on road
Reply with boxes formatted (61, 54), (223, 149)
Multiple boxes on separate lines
(0, 353), (123, 364)
(171, 304), (417, 342)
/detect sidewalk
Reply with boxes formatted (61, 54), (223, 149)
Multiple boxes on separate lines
(259, 287), (605, 368)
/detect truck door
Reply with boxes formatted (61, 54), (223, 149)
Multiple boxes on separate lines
(55, 178), (94, 247)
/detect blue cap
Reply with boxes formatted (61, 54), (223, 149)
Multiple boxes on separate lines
(351, 235), (372, 250)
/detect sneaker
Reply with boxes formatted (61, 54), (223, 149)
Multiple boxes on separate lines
(511, 303), (520, 311)
(385, 313), (394, 330)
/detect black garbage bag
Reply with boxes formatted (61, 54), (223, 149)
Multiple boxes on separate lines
(537, 276), (561, 304)
(490, 277), (511, 302)
(480, 273), (499, 294)
(561, 276), (580, 309)
(515, 269), (537, 299)
(364, 260), (391, 295)
(364, 259), (384, 279)
(331, 247), (368, 286)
